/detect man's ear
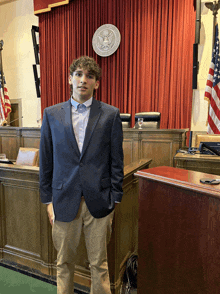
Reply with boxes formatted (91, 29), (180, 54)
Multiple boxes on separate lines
(68, 75), (72, 85)
(95, 80), (100, 90)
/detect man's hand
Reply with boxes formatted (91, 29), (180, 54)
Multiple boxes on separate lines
(47, 203), (54, 226)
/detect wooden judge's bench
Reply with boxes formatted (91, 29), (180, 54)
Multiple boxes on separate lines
(0, 127), (188, 293)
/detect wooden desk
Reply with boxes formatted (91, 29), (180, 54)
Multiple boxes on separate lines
(0, 158), (151, 293)
(0, 127), (188, 167)
(135, 166), (220, 294)
(174, 152), (220, 175)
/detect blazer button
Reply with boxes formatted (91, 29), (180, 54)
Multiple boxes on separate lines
(80, 163), (83, 167)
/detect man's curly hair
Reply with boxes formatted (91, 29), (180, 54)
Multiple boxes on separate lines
(69, 56), (101, 97)
(70, 56), (101, 80)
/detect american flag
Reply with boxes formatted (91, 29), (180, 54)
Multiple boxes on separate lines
(0, 72), (11, 126)
(204, 24), (220, 134)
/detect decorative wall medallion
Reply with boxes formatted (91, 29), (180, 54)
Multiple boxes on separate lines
(92, 24), (121, 57)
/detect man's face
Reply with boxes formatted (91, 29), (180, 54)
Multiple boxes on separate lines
(69, 67), (99, 103)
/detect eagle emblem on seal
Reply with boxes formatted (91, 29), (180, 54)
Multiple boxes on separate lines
(92, 24), (121, 57)
(97, 30), (114, 51)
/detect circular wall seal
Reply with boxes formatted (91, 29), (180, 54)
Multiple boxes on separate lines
(92, 24), (121, 57)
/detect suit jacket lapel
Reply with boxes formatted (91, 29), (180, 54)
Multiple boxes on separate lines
(81, 99), (101, 158)
(61, 99), (80, 157)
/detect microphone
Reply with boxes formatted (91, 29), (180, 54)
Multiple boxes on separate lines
(188, 130), (198, 154)
(2, 116), (23, 126)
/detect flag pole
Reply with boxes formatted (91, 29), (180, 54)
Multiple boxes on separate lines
(0, 40), (4, 97)
(205, 0), (220, 50)
(204, 1), (220, 131)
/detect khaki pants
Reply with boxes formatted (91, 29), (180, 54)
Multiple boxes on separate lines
(52, 198), (114, 294)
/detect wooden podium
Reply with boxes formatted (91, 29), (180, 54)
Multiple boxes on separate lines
(135, 166), (220, 294)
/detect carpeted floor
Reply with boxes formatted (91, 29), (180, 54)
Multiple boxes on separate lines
(0, 264), (86, 294)
(0, 265), (56, 294)
(0, 263), (137, 294)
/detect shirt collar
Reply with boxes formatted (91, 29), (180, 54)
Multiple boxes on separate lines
(71, 96), (93, 110)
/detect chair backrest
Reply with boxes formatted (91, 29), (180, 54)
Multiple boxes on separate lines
(16, 147), (39, 167)
(120, 113), (131, 128)
(134, 112), (161, 129)
(195, 134), (220, 148)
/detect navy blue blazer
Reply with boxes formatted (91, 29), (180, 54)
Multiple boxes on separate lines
(39, 98), (124, 222)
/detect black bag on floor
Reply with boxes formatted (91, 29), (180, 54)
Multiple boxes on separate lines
(121, 254), (138, 294)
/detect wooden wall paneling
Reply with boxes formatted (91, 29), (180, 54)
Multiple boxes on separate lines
(0, 159), (152, 294)
(3, 182), (41, 263)
(0, 127), (188, 167)
(0, 165), (51, 274)
(123, 139), (139, 166)
(137, 129), (187, 167)
(140, 139), (173, 167)
(122, 131), (139, 166)
(122, 140), (132, 166)
(21, 128), (41, 149)
(0, 128), (21, 160)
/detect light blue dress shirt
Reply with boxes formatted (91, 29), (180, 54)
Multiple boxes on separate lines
(70, 96), (92, 153)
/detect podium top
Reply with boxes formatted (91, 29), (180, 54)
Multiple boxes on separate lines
(135, 166), (220, 198)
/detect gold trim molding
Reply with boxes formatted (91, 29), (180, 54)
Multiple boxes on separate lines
(34, 0), (69, 15)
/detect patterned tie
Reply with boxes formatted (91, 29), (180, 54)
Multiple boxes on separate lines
(77, 104), (87, 113)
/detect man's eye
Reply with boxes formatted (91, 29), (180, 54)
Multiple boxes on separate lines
(88, 75), (94, 79)
(75, 73), (82, 77)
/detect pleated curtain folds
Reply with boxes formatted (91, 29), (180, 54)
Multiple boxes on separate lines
(39, 0), (195, 129)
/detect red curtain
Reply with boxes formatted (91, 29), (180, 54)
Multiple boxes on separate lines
(39, 0), (195, 129)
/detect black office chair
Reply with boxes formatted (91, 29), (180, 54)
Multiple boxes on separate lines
(134, 112), (161, 129)
(120, 113), (131, 128)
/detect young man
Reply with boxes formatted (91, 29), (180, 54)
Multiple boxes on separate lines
(39, 56), (124, 294)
